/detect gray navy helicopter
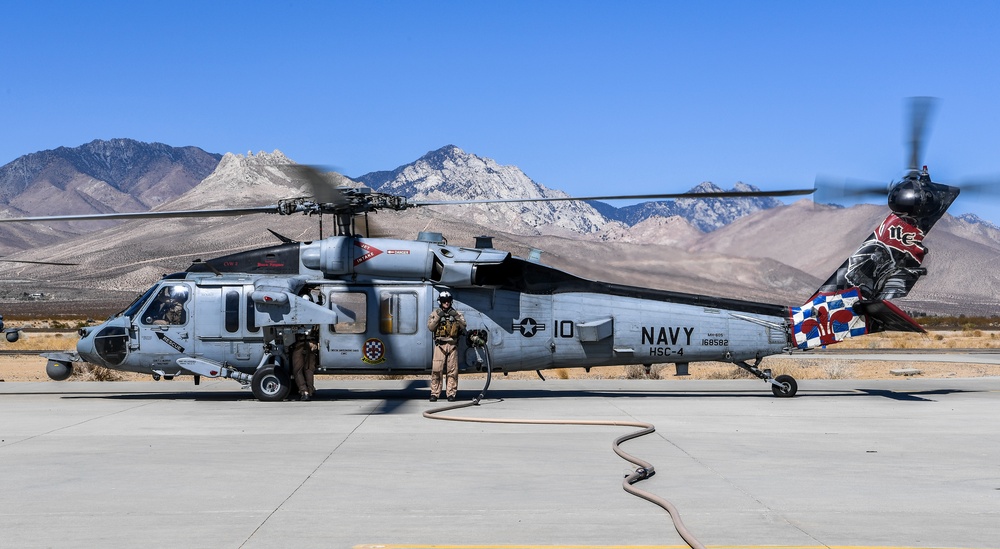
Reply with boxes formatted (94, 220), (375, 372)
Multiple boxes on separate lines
(0, 100), (964, 399)
(1, 259), (78, 344)
(0, 315), (19, 343)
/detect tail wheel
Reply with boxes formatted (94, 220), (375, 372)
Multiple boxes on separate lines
(251, 365), (292, 402)
(771, 374), (798, 398)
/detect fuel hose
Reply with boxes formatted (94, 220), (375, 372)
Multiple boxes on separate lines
(423, 346), (707, 549)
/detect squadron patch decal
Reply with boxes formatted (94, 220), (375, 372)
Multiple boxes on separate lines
(362, 338), (386, 364)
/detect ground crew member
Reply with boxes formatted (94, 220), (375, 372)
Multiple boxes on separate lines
(291, 326), (318, 401)
(427, 290), (466, 402)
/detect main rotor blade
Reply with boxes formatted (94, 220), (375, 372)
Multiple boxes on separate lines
(0, 206), (280, 223)
(0, 186), (814, 224)
(0, 259), (80, 266)
(410, 188), (815, 207)
(814, 175), (891, 204)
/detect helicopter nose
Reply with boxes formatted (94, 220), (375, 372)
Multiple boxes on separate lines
(76, 327), (99, 364)
(76, 324), (130, 367)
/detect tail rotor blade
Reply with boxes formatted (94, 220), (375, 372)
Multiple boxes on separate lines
(907, 96), (938, 171)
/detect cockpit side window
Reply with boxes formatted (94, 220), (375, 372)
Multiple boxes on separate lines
(141, 285), (190, 325)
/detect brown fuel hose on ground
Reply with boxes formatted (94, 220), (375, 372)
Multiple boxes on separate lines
(422, 347), (707, 549)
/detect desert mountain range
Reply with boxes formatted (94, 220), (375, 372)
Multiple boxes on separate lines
(1, 139), (998, 317)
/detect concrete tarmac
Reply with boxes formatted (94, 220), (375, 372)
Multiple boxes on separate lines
(1, 377), (999, 549)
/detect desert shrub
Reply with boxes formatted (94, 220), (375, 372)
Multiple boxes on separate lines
(823, 362), (854, 379)
(701, 366), (756, 380)
(70, 364), (128, 381)
(622, 364), (666, 379)
(623, 365), (646, 379)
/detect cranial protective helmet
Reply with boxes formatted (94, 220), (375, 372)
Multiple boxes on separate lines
(438, 290), (453, 303)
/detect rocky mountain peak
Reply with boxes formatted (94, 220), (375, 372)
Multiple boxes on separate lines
(0, 138), (221, 218)
(606, 180), (784, 232)
(414, 144), (464, 170)
(165, 150), (304, 209)
(214, 149), (294, 178)
(956, 212), (999, 230)
(356, 145), (619, 236)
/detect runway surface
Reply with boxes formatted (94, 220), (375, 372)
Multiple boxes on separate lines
(1, 377), (998, 549)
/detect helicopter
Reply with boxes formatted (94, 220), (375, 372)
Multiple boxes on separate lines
(0, 314), (19, 343)
(0, 101), (966, 400)
(0, 259), (79, 345)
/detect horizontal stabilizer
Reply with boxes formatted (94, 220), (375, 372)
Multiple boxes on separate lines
(855, 300), (925, 333)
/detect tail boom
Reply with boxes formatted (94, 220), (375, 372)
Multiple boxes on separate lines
(793, 176), (957, 350)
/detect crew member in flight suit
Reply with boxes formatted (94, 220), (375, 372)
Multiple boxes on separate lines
(426, 290), (466, 402)
(291, 326), (318, 401)
(161, 301), (184, 325)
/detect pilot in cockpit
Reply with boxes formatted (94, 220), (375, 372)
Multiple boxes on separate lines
(148, 286), (188, 325)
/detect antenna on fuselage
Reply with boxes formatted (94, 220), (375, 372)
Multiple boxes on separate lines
(191, 259), (223, 276)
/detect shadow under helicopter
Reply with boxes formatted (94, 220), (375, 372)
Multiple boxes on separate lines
(40, 381), (976, 409)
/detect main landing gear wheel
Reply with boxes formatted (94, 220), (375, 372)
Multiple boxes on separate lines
(251, 365), (292, 402)
(771, 374), (798, 398)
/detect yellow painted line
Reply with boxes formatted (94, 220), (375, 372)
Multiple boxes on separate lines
(354, 545), (998, 549)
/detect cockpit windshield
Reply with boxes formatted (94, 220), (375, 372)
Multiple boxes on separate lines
(119, 285), (159, 319)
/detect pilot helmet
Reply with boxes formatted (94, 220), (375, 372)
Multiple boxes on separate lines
(438, 290), (453, 304)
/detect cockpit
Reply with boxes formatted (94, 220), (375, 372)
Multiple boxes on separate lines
(80, 282), (192, 368)
(140, 285), (190, 325)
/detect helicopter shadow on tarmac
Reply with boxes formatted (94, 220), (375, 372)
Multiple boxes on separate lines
(41, 380), (978, 410)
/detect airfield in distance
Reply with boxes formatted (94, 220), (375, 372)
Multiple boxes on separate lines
(0, 377), (998, 549)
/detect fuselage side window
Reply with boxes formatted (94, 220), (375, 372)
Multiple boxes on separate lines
(224, 290), (240, 333)
(246, 293), (259, 333)
(379, 291), (418, 334)
(328, 291), (367, 334)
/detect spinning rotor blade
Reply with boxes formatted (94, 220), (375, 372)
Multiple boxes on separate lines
(814, 175), (891, 205)
(0, 153), (813, 228)
(908, 96), (938, 172)
(0, 259), (79, 266)
(0, 184), (814, 225)
(0, 206), (281, 223)
(815, 97), (946, 207)
(411, 187), (815, 207)
(283, 164), (349, 207)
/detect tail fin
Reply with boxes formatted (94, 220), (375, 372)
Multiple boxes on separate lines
(790, 175), (960, 350)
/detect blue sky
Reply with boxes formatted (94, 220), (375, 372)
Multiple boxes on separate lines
(3, 1), (1000, 223)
